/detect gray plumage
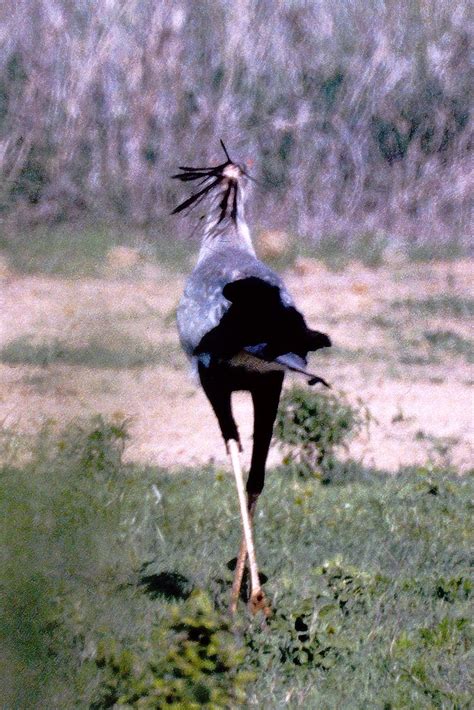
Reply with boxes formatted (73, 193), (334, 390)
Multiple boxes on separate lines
(178, 247), (292, 364)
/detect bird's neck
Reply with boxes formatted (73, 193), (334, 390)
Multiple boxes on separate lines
(196, 184), (256, 264)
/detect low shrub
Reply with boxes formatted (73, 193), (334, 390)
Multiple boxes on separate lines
(275, 386), (369, 481)
(93, 590), (252, 709)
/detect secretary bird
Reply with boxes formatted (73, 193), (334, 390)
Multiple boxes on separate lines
(173, 141), (331, 616)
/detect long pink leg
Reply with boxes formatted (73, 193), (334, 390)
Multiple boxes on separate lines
(227, 440), (270, 616)
(229, 493), (260, 614)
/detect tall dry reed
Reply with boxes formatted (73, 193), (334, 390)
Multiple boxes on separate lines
(0, 0), (471, 247)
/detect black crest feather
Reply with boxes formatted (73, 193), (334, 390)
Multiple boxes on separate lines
(171, 140), (237, 217)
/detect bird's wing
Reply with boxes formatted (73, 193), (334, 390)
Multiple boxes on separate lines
(192, 275), (331, 384)
(177, 249), (288, 357)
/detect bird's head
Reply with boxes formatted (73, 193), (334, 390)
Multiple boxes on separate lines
(171, 140), (254, 222)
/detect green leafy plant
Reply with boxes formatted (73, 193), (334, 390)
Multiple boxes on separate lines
(93, 590), (253, 709)
(275, 387), (368, 480)
(246, 558), (387, 672)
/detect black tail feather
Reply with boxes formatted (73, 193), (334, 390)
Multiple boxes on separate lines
(308, 375), (331, 387)
(307, 329), (331, 350)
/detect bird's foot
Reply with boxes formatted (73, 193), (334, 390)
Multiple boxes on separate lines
(248, 588), (271, 619)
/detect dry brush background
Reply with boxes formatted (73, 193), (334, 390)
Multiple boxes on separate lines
(0, 0), (472, 247)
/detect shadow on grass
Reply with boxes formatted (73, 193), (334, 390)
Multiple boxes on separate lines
(273, 457), (391, 488)
(138, 568), (193, 601)
(0, 335), (182, 369)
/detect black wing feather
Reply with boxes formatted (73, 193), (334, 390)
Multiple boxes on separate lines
(195, 277), (331, 364)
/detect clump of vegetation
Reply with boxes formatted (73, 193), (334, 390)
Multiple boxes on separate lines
(94, 590), (252, 708)
(246, 558), (386, 672)
(275, 386), (368, 480)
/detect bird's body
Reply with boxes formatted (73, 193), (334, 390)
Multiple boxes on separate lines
(178, 247), (286, 361)
(173, 143), (331, 615)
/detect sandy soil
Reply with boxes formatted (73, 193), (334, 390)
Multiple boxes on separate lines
(1, 254), (472, 473)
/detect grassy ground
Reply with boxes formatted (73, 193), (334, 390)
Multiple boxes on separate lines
(0, 418), (472, 709)
(1, 227), (472, 707)
(0, 223), (470, 278)
(0, 224), (192, 277)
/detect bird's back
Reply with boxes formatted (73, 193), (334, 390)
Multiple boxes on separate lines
(177, 247), (292, 358)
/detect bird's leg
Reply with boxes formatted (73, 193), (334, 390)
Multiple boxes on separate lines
(227, 439), (270, 616)
(246, 372), (284, 497)
(229, 492), (259, 615)
(229, 536), (247, 615)
(231, 373), (284, 615)
(198, 365), (241, 447)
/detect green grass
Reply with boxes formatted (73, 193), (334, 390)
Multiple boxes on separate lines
(0, 223), (193, 277)
(0, 335), (182, 370)
(300, 230), (390, 270)
(0, 225), (117, 276)
(403, 240), (468, 263)
(392, 296), (474, 319)
(0, 418), (472, 708)
(424, 330), (473, 362)
(301, 231), (469, 271)
(2, 224), (470, 280)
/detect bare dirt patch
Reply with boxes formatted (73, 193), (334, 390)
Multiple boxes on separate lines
(1, 256), (472, 472)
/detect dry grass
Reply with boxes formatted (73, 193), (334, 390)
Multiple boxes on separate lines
(0, 242), (472, 473)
